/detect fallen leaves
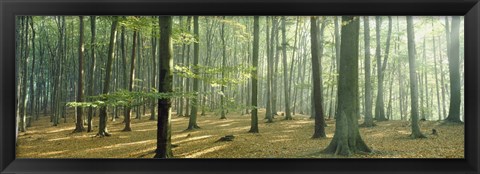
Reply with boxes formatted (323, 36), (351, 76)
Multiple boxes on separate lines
(16, 109), (464, 158)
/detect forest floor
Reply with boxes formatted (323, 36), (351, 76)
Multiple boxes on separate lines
(16, 109), (464, 158)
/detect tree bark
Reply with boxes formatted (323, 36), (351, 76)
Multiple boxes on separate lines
(87, 16), (96, 132)
(323, 17), (371, 155)
(281, 16), (292, 120)
(361, 16), (375, 127)
(154, 16), (174, 158)
(445, 16), (462, 123)
(187, 16), (201, 130)
(248, 16), (260, 133)
(310, 16), (326, 138)
(406, 16), (426, 138)
(96, 17), (118, 137)
(123, 25), (138, 132)
(74, 16), (86, 133)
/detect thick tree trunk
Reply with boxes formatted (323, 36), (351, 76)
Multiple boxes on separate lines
(154, 16), (174, 158)
(445, 16), (462, 123)
(323, 16), (371, 155)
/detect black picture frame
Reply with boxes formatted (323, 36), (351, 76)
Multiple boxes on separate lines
(1, 0), (479, 173)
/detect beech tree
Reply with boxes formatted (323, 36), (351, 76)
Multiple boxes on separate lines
(323, 16), (371, 155)
(73, 16), (85, 133)
(406, 16), (426, 138)
(97, 17), (119, 137)
(248, 16), (259, 133)
(445, 16), (462, 123)
(154, 16), (174, 158)
(310, 16), (326, 138)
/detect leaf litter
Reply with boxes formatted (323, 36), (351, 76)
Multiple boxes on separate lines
(16, 109), (464, 158)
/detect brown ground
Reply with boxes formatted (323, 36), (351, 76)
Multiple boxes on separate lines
(16, 109), (464, 158)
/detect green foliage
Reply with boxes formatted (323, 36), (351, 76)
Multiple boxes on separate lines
(174, 64), (254, 86)
(67, 90), (196, 108)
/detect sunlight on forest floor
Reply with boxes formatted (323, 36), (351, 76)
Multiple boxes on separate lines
(16, 109), (464, 158)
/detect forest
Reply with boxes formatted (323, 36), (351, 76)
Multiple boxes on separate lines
(15, 16), (464, 158)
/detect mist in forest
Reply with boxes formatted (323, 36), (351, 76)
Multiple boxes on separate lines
(15, 16), (464, 158)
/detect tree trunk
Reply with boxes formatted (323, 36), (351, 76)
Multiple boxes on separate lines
(87, 16), (96, 132)
(361, 16), (375, 127)
(432, 23), (442, 121)
(310, 16), (326, 138)
(150, 16), (158, 120)
(323, 16), (371, 156)
(96, 17), (118, 137)
(248, 16), (260, 133)
(220, 16), (227, 119)
(374, 16), (390, 121)
(281, 16), (292, 120)
(445, 16), (462, 123)
(265, 16), (273, 123)
(187, 16), (201, 130)
(406, 16), (426, 139)
(123, 26), (138, 132)
(154, 16), (174, 158)
(73, 16), (85, 133)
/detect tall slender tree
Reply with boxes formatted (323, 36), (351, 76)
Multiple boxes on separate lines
(154, 16), (174, 158)
(310, 16), (326, 138)
(96, 17), (119, 137)
(248, 16), (260, 133)
(87, 16), (96, 132)
(187, 16), (201, 130)
(73, 16), (85, 133)
(374, 16), (391, 121)
(281, 16), (292, 120)
(406, 16), (427, 138)
(123, 22), (138, 132)
(361, 16), (375, 127)
(220, 16), (227, 119)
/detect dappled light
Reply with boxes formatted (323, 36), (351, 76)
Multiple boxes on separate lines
(15, 15), (464, 158)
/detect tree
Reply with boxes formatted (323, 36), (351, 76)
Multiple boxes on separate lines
(154, 16), (174, 158)
(123, 18), (139, 132)
(87, 16), (97, 132)
(248, 16), (259, 133)
(187, 16), (201, 130)
(96, 17), (119, 137)
(406, 16), (427, 139)
(281, 16), (292, 120)
(374, 16), (391, 121)
(220, 16), (227, 119)
(323, 16), (371, 156)
(265, 16), (275, 123)
(445, 16), (462, 123)
(73, 16), (85, 133)
(310, 16), (326, 138)
(361, 16), (375, 127)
